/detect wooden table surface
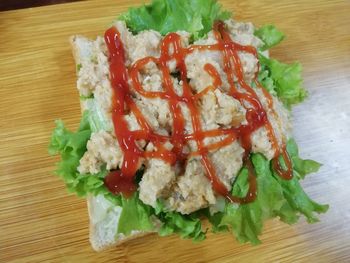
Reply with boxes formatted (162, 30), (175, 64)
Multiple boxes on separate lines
(1, 0), (349, 262)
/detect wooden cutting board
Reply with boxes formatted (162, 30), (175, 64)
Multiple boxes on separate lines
(1, 0), (349, 262)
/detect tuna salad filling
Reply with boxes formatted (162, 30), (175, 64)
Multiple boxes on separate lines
(49, 0), (328, 244)
(76, 20), (291, 214)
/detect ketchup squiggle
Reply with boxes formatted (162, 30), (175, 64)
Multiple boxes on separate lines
(103, 21), (292, 202)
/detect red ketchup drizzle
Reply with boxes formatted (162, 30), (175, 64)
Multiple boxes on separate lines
(103, 21), (293, 201)
(104, 28), (143, 195)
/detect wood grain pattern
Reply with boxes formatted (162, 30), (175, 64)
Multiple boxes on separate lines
(0, 0), (349, 262)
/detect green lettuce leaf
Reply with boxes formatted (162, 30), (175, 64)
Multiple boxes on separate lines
(257, 64), (277, 96)
(219, 154), (285, 244)
(231, 168), (250, 198)
(286, 139), (322, 179)
(119, 0), (230, 40)
(49, 112), (94, 196)
(118, 193), (155, 235)
(255, 26), (307, 107)
(155, 200), (206, 241)
(48, 111), (121, 205)
(274, 139), (327, 224)
(258, 55), (308, 108)
(206, 210), (228, 233)
(213, 139), (328, 244)
(255, 25), (285, 51)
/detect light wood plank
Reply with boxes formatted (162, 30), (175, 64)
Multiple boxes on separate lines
(0, 0), (349, 262)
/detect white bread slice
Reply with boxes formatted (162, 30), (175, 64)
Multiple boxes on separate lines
(86, 194), (150, 251)
(70, 35), (153, 251)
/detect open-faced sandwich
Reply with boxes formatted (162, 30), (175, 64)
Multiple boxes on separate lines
(49, 0), (328, 251)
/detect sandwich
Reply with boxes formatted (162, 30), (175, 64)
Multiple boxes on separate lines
(49, 0), (328, 251)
